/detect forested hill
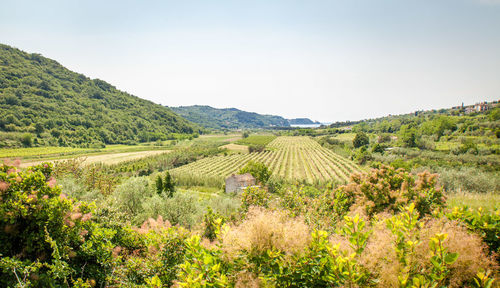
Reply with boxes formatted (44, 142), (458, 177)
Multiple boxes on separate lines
(0, 44), (200, 148)
(288, 118), (320, 125)
(170, 105), (291, 129)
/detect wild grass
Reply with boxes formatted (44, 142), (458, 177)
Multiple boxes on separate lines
(447, 192), (500, 211)
(221, 207), (310, 260)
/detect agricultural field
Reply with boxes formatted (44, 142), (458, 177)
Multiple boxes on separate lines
(19, 150), (171, 168)
(235, 135), (277, 146)
(0, 146), (91, 158)
(171, 136), (361, 185)
(219, 143), (249, 153)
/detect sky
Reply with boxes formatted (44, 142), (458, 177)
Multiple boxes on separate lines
(1, 0), (499, 122)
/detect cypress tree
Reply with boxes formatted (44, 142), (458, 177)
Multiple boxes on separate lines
(155, 175), (163, 195)
(164, 171), (175, 197)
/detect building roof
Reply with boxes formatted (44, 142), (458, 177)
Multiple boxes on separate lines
(227, 173), (255, 181)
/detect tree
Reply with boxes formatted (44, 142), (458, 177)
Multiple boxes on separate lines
(21, 133), (32, 147)
(34, 122), (44, 135)
(238, 161), (270, 184)
(242, 131), (249, 138)
(164, 171), (175, 197)
(155, 175), (163, 195)
(399, 125), (418, 148)
(353, 132), (369, 148)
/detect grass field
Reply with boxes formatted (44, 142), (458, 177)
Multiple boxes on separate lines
(0, 146), (91, 158)
(220, 143), (249, 153)
(19, 150), (171, 168)
(236, 135), (277, 146)
(447, 192), (500, 211)
(171, 136), (361, 185)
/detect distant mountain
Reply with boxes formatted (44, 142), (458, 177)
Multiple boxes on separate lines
(170, 105), (290, 129)
(0, 44), (200, 148)
(288, 118), (320, 125)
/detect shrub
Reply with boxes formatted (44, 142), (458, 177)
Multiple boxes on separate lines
(21, 133), (32, 147)
(248, 144), (265, 153)
(112, 177), (154, 219)
(446, 206), (500, 255)
(329, 165), (446, 218)
(238, 161), (270, 184)
(137, 192), (203, 228)
(353, 132), (369, 148)
(222, 207), (311, 261)
(435, 167), (500, 193)
(202, 207), (223, 241)
(0, 162), (115, 287)
(240, 186), (270, 212)
(58, 176), (102, 203)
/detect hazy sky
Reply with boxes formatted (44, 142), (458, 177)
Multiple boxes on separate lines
(1, 0), (499, 122)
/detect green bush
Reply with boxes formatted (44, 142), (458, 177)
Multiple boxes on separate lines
(240, 186), (270, 212)
(238, 160), (271, 184)
(137, 192), (203, 228)
(353, 132), (369, 148)
(112, 177), (154, 219)
(0, 163), (115, 287)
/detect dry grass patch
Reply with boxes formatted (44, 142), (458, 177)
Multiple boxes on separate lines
(220, 143), (249, 153)
(221, 207), (310, 260)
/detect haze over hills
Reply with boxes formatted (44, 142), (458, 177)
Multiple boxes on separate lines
(0, 44), (200, 148)
(170, 105), (319, 130)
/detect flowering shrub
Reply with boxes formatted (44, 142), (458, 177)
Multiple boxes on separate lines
(331, 165), (446, 218)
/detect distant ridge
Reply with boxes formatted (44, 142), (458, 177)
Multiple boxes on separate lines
(170, 105), (291, 129)
(288, 118), (321, 125)
(0, 44), (200, 148)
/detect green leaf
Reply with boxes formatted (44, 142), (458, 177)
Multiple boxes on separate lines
(444, 252), (458, 265)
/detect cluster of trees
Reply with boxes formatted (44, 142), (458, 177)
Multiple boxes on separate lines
(0, 44), (201, 148)
(351, 109), (500, 145)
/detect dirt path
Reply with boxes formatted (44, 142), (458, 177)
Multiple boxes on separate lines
(20, 150), (171, 168)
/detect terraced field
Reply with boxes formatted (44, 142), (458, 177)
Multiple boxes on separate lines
(171, 136), (361, 184)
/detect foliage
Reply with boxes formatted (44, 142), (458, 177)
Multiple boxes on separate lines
(446, 206), (500, 255)
(155, 174), (163, 195)
(171, 105), (289, 130)
(238, 160), (271, 184)
(0, 44), (200, 148)
(163, 171), (175, 197)
(240, 186), (270, 212)
(353, 132), (369, 148)
(202, 207), (223, 241)
(0, 162), (116, 287)
(0, 160), (497, 287)
(332, 165), (446, 218)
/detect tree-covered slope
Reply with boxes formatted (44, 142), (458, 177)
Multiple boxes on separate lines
(0, 44), (200, 148)
(170, 105), (290, 129)
(288, 118), (320, 125)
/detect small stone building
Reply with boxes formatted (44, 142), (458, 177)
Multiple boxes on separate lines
(225, 173), (256, 193)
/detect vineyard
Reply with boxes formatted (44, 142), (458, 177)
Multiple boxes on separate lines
(171, 136), (361, 185)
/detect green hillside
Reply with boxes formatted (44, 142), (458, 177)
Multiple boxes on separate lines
(170, 105), (290, 130)
(0, 44), (200, 148)
(288, 118), (320, 125)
